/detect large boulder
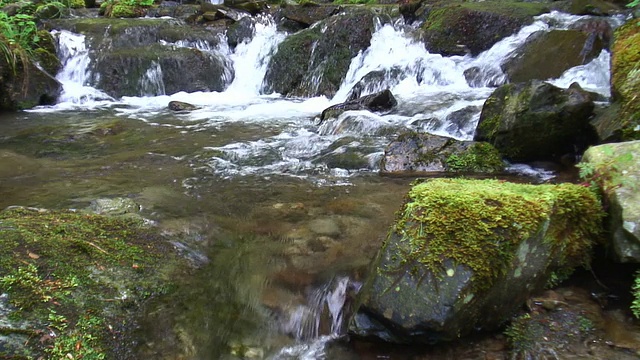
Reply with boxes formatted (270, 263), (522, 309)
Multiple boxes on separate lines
(278, 3), (340, 27)
(581, 141), (640, 263)
(606, 21), (640, 141)
(418, 1), (549, 56)
(93, 44), (230, 97)
(48, 18), (231, 97)
(474, 81), (597, 162)
(379, 132), (504, 175)
(262, 8), (386, 97)
(351, 178), (603, 343)
(0, 50), (62, 111)
(502, 29), (606, 83)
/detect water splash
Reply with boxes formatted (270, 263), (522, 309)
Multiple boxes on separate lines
(139, 60), (166, 96)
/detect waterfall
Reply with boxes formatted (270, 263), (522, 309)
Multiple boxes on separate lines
(271, 277), (358, 359)
(139, 60), (166, 96)
(225, 16), (286, 96)
(52, 30), (113, 105)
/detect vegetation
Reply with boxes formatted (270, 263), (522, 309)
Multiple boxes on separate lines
(100, 0), (154, 18)
(444, 142), (505, 173)
(0, 207), (179, 359)
(388, 179), (603, 291)
(578, 144), (635, 208)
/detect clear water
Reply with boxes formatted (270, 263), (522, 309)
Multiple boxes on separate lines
(0, 10), (621, 359)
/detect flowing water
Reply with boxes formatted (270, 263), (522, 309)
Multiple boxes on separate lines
(0, 11), (627, 359)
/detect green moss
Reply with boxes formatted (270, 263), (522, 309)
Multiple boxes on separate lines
(445, 142), (504, 173)
(67, 0), (86, 8)
(0, 207), (178, 359)
(611, 21), (640, 140)
(110, 3), (137, 17)
(390, 179), (603, 291)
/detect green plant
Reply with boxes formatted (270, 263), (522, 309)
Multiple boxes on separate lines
(0, 263), (78, 310)
(577, 146), (634, 208)
(632, 270), (640, 318)
(627, 0), (639, 8)
(46, 314), (107, 360)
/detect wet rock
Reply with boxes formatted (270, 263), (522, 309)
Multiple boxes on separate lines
(609, 21), (640, 141)
(263, 7), (385, 98)
(226, 16), (256, 48)
(474, 81), (597, 162)
(145, 3), (199, 20)
(0, 52), (62, 111)
(418, 2), (549, 56)
(352, 178), (603, 343)
(279, 3), (340, 27)
(379, 132), (504, 175)
(168, 100), (198, 111)
(224, 0), (265, 15)
(569, 0), (622, 16)
(346, 68), (405, 101)
(320, 89), (397, 122)
(87, 197), (140, 215)
(502, 30), (605, 83)
(581, 141), (640, 263)
(308, 218), (341, 238)
(463, 66), (504, 88)
(444, 105), (482, 139)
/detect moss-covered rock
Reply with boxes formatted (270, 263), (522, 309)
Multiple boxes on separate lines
(380, 132), (504, 175)
(502, 29), (606, 83)
(610, 21), (640, 141)
(581, 141), (640, 263)
(0, 207), (181, 359)
(418, 1), (550, 56)
(263, 7), (386, 97)
(474, 81), (597, 162)
(351, 178), (603, 343)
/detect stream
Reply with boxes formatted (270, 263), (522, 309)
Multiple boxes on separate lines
(0, 9), (635, 359)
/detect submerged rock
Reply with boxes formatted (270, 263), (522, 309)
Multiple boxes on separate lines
(582, 141), (640, 263)
(379, 132), (504, 175)
(474, 81), (597, 162)
(352, 179), (603, 343)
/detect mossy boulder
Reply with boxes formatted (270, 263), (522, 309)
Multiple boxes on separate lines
(0, 207), (181, 359)
(93, 44), (230, 97)
(582, 142), (640, 263)
(609, 21), (640, 141)
(351, 179), (603, 343)
(474, 81), (597, 162)
(0, 49), (62, 111)
(263, 7), (385, 97)
(418, 1), (550, 56)
(502, 29), (606, 83)
(379, 132), (504, 175)
(569, 0), (622, 16)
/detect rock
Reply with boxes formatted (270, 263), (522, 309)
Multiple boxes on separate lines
(569, 0), (622, 16)
(226, 16), (256, 48)
(582, 141), (640, 263)
(224, 0), (265, 15)
(145, 3), (199, 20)
(609, 21), (640, 141)
(0, 53), (62, 111)
(418, 2), (549, 56)
(474, 81), (597, 162)
(168, 101), (198, 111)
(502, 30), (605, 83)
(345, 68), (404, 101)
(279, 4), (340, 27)
(320, 89), (397, 122)
(263, 7), (384, 98)
(308, 218), (341, 238)
(379, 132), (504, 175)
(463, 66), (504, 88)
(351, 178), (603, 343)
(87, 197), (140, 215)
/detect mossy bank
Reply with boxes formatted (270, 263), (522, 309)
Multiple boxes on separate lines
(0, 207), (183, 359)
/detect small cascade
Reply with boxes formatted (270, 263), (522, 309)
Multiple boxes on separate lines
(271, 277), (358, 359)
(226, 16), (286, 96)
(139, 60), (166, 96)
(52, 30), (113, 104)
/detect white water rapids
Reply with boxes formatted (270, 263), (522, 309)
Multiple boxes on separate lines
(42, 11), (618, 184)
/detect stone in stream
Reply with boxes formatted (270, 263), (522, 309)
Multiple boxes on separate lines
(319, 89), (397, 123)
(168, 100), (199, 111)
(581, 141), (640, 263)
(474, 80), (597, 163)
(351, 178), (603, 344)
